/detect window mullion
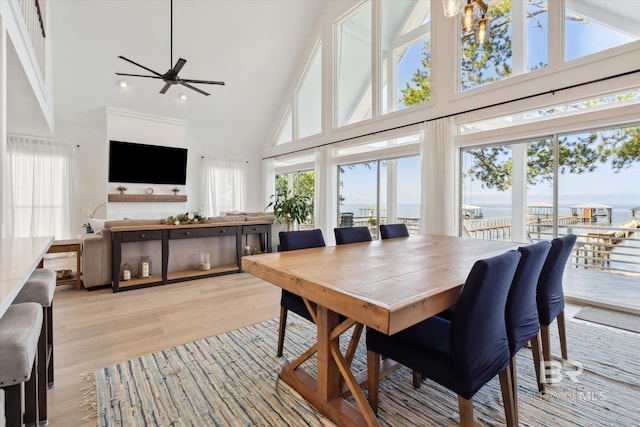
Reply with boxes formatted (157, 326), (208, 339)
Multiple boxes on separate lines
(372, 0), (381, 118)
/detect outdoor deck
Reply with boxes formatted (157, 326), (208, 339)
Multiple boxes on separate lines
(335, 214), (640, 314)
(564, 267), (640, 314)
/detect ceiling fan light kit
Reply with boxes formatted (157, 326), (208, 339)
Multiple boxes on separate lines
(115, 0), (224, 96)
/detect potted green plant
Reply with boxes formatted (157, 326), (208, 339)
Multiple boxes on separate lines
(116, 185), (128, 195)
(172, 186), (180, 194)
(267, 190), (312, 231)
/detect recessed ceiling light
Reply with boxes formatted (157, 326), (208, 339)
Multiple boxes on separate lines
(178, 93), (187, 101)
(117, 80), (128, 88)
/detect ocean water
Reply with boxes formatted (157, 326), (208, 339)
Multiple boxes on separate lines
(340, 204), (636, 227)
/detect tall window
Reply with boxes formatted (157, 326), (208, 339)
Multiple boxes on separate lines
(203, 158), (246, 216)
(297, 44), (322, 138)
(338, 154), (420, 239)
(565, 2), (640, 61)
(275, 169), (316, 229)
(6, 136), (74, 238)
(461, 145), (514, 237)
(336, 2), (372, 127)
(381, 0), (431, 113)
(274, 106), (292, 145)
(461, 124), (640, 275)
(460, 0), (549, 91)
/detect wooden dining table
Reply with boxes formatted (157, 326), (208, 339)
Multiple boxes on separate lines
(0, 236), (55, 318)
(242, 233), (520, 426)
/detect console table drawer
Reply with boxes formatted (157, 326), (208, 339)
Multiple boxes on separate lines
(122, 230), (163, 242)
(169, 226), (237, 239)
(242, 224), (270, 234)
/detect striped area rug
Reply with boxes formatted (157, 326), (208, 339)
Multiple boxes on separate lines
(86, 317), (640, 426)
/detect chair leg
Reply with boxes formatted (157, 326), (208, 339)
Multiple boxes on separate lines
(47, 303), (55, 388)
(412, 370), (422, 389)
(540, 323), (551, 387)
(457, 395), (474, 427)
(530, 332), (545, 393)
(509, 355), (518, 422)
(276, 307), (288, 357)
(38, 310), (48, 423)
(557, 310), (568, 360)
(498, 367), (517, 427)
(4, 383), (23, 427)
(366, 350), (380, 414)
(24, 356), (38, 425)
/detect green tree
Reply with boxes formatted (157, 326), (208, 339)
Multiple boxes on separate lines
(401, 0), (640, 191)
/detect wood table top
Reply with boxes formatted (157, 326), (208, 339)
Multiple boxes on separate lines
(0, 236), (55, 317)
(242, 234), (520, 335)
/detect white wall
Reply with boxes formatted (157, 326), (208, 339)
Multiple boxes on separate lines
(65, 107), (266, 235)
(105, 108), (189, 219)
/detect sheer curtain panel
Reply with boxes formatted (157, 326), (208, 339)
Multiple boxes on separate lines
(203, 157), (246, 216)
(6, 136), (75, 238)
(420, 118), (456, 235)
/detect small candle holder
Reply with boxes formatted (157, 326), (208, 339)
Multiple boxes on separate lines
(200, 253), (211, 271)
(121, 263), (132, 281)
(139, 256), (152, 278)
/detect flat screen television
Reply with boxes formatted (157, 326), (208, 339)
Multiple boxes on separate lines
(108, 140), (188, 185)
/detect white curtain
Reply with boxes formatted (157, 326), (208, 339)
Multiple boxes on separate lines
(420, 117), (456, 235)
(6, 136), (75, 238)
(203, 157), (246, 216)
(314, 146), (338, 244)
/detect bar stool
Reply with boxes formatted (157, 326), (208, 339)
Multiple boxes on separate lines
(12, 267), (56, 424)
(0, 302), (44, 427)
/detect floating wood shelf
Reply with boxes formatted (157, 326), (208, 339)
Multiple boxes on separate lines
(108, 194), (187, 203)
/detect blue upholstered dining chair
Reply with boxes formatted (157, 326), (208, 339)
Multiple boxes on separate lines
(434, 241), (552, 402)
(366, 250), (522, 427)
(504, 241), (551, 415)
(379, 223), (409, 239)
(334, 226), (372, 245)
(536, 233), (577, 390)
(277, 229), (326, 357)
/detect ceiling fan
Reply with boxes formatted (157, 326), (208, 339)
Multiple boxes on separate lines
(115, 0), (224, 96)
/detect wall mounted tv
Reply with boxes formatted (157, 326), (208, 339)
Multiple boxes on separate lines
(108, 140), (188, 185)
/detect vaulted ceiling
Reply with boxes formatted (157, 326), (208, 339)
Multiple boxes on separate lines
(46, 0), (328, 149)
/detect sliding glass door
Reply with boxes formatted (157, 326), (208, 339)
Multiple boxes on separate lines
(338, 155), (420, 239)
(461, 124), (640, 275)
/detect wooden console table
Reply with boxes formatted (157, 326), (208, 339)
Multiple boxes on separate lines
(46, 239), (82, 290)
(111, 221), (272, 292)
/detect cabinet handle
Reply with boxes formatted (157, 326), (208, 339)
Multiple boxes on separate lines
(220, 230), (225, 234)
(140, 233), (146, 238)
(185, 231), (190, 236)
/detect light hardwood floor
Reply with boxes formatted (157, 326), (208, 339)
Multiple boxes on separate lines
(48, 274), (281, 426)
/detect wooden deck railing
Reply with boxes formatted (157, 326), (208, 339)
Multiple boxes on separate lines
(466, 217), (640, 275)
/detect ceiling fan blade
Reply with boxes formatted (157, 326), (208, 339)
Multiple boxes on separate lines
(180, 81), (210, 96)
(181, 78), (226, 86)
(118, 55), (164, 78)
(115, 73), (163, 79)
(172, 58), (187, 74)
(159, 83), (172, 94)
